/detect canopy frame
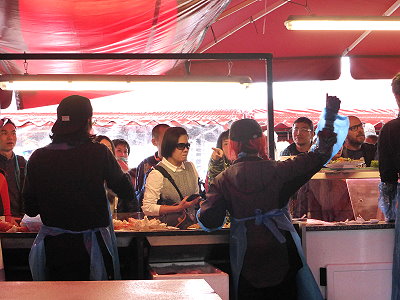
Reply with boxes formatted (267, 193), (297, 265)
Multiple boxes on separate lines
(0, 52), (276, 159)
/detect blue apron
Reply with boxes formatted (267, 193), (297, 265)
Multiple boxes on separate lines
(230, 208), (323, 300)
(29, 221), (120, 281)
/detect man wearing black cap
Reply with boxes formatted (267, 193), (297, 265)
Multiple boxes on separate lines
(197, 96), (342, 300)
(23, 95), (135, 281)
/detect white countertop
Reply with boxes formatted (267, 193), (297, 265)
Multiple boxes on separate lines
(0, 279), (221, 300)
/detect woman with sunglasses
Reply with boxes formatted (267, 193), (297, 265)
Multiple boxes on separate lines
(142, 127), (200, 228)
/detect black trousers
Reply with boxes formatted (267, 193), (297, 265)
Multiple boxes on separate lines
(44, 232), (114, 281)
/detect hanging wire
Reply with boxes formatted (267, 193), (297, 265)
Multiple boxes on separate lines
(210, 25), (218, 43)
(262, 0), (267, 34)
(184, 59), (192, 75)
(249, 16), (258, 34)
(285, 0), (311, 14)
(23, 52), (29, 75)
(227, 60), (233, 76)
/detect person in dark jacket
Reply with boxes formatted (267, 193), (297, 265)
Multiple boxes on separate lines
(23, 95), (135, 281)
(281, 117), (314, 156)
(197, 96), (342, 300)
(0, 118), (27, 219)
(378, 72), (400, 300)
(135, 124), (170, 206)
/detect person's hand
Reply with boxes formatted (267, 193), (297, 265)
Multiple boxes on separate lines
(211, 147), (224, 161)
(179, 195), (201, 210)
(5, 216), (20, 226)
(326, 94), (341, 114)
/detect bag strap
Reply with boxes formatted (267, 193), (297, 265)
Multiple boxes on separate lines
(16, 155), (27, 191)
(153, 165), (184, 200)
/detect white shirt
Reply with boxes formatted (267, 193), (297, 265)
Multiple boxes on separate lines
(141, 158), (198, 216)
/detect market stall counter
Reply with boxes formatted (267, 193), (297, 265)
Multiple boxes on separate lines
(0, 279), (221, 300)
(299, 220), (394, 300)
(0, 228), (230, 282)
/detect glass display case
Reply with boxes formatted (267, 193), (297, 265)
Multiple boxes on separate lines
(296, 168), (383, 222)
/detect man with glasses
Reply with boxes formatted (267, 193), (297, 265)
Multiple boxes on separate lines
(341, 116), (376, 167)
(281, 117), (314, 156)
(0, 118), (26, 219)
(280, 117), (314, 218)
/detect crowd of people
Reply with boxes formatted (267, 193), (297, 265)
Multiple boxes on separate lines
(0, 96), (382, 226)
(0, 73), (399, 300)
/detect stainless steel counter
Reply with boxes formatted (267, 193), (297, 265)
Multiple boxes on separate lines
(0, 229), (230, 249)
(0, 229), (231, 281)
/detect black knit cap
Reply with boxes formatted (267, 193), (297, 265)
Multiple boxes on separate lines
(229, 118), (263, 142)
(51, 95), (93, 135)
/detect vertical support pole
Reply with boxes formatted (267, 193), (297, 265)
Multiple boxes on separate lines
(0, 239), (4, 281)
(266, 57), (275, 160)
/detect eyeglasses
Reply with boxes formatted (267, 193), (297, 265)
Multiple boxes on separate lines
(176, 143), (191, 150)
(292, 127), (312, 133)
(349, 122), (365, 132)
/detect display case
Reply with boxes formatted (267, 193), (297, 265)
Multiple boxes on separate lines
(297, 168), (383, 222)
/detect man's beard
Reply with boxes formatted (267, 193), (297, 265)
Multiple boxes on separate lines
(348, 136), (364, 148)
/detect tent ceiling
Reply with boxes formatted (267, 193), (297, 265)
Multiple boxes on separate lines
(0, 0), (398, 109)
(199, 0), (400, 81)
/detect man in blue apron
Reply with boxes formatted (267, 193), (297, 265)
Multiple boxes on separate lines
(197, 96), (345, 299)
(23, 95), (135, 280)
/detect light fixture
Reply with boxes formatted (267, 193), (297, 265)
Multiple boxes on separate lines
(0, 74), (252, 91)
(284, 15), (400, 31)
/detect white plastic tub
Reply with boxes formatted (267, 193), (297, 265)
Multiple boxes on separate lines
(149, 261), (229, 300)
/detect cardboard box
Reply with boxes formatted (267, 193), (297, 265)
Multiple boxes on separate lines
(149, 261), (229, 300)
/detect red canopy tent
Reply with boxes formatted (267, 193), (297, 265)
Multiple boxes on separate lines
(0, 0), (398, 109)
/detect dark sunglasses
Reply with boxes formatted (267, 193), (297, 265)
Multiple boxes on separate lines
(176, 143), (191, 150)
